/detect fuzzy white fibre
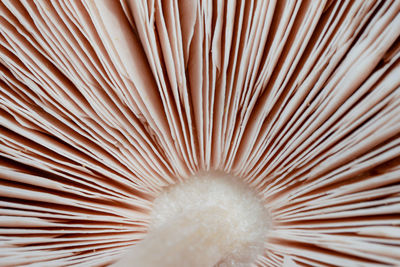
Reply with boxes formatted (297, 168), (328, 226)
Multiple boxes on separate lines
(113, 172), (270, 267)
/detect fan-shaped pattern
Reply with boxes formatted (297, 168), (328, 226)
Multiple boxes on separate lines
(0, 0), (399, 266)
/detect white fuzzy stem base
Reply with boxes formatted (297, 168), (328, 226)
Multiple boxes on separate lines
(112, 172), (269, 267)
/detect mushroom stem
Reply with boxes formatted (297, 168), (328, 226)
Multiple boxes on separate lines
(112, 172), (269, 267)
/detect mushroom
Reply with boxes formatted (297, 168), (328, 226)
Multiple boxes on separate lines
(0, 0), (399, 266)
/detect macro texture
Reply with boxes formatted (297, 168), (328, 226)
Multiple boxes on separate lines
(0, 0), (400, 266)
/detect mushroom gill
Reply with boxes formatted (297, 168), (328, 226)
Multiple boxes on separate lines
(0, 0), (399, 266)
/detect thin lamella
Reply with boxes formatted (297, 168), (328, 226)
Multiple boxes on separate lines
(0, 0), (399, 266)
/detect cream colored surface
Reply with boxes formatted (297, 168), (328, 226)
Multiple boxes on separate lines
(113, 173), (269, 267)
